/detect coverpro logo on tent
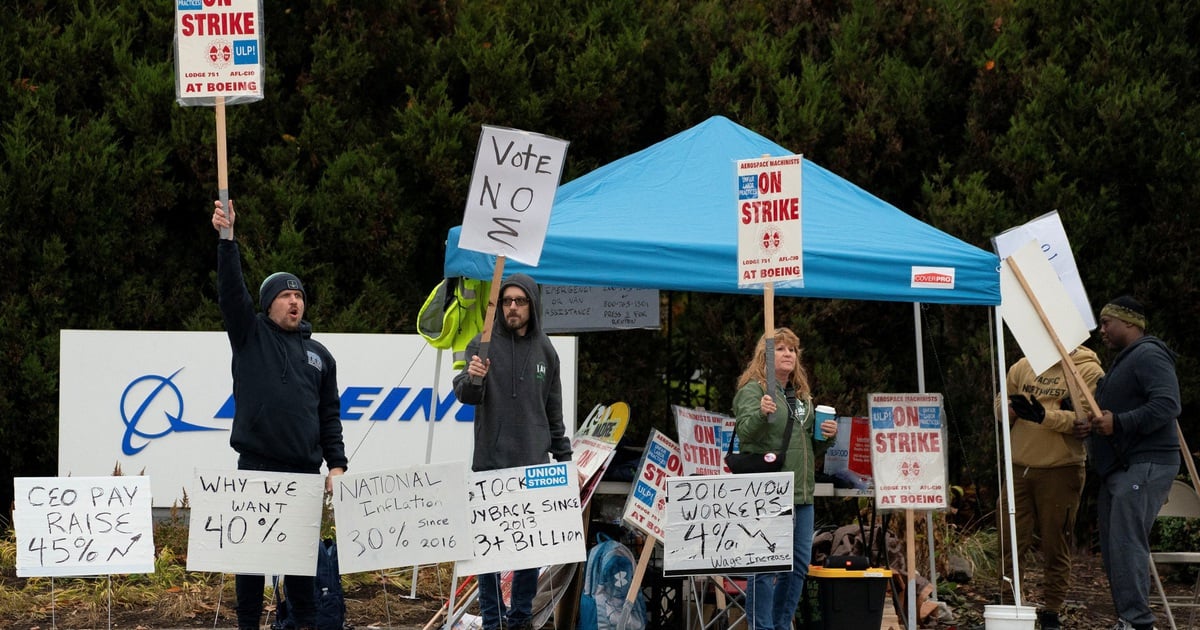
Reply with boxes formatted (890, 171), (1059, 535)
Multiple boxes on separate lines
(910, 266), (956, 289)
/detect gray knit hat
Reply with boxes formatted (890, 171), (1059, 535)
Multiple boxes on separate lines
(259, 272), (305, 313)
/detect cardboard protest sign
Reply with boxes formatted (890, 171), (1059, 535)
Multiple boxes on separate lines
(332, 463), (472, 574)
(14, 476), (155, 577)
(186, 469), (324, 575)
(573, 402), (628, 487)
(663, 472), (793, 577)
(1000, 240), (1090, 376)
(622, 430), (683, 539)
(458, 126), (569, 266)
(457, 462), (586, 576)
(673, 405), (735, 476)
(736, 155), (803, 287)
(174, 0), (264, 105)
(992, 211), (1095, 330)
(822, 416), (874, 490)
(869, 393), (948, 509)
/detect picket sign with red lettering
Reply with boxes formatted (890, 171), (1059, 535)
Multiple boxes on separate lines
(868, 393), (947, 509)
(174, 0), (264, 105)
(673, 405), (735, 476)
(621, 430), (683, 541)
(735, 155), (804, 287)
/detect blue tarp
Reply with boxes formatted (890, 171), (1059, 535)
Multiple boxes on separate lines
(444, 116), (1000, 306)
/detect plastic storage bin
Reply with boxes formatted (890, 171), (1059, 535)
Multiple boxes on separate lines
(807, 565), (892, 629)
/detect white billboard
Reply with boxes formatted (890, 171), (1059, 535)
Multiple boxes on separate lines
(58, 331), (577, 507)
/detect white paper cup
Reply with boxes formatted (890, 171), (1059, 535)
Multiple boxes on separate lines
(814, 405), (836, 441)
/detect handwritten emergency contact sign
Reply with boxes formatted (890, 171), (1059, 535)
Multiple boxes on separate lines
(174, 0), (264, 104)
(736, 155), (803, 287)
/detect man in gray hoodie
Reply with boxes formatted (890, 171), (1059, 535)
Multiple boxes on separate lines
(453, 273), (571, 630)
(1082, 295), (1180, 630)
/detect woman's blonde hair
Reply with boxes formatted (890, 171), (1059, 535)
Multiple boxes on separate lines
(736, 327), (811, 395)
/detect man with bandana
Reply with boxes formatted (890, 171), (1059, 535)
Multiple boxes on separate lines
(1078, 296), (1180, 630)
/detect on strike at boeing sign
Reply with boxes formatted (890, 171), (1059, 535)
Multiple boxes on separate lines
(58, 331), (577, 507)
(458, 126), (569, 266)
(14, 476), (155, 577)
(622, 430), (683, 540)
(174, 0), (264, 105)
(868, 393), (947, 509)
(736, 155), (803, 287)
(456, 462), (586, 576)
(673, 405), (734, 476)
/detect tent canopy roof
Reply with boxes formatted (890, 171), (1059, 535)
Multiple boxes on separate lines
(445, 116), (1000, 306)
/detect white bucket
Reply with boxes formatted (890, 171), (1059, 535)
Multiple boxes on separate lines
(983, 605), (1037, 630)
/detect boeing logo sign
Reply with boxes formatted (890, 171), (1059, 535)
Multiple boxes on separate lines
(122, 372), (476, 455)
(60, 331), (577, 507)
(121, 368), (222, 456)
(213, 386), (475, 424)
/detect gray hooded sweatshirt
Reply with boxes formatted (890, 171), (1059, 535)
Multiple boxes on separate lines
(453, 273), (572, 471)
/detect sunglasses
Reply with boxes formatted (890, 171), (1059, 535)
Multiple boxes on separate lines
(501, 297), (530, 307)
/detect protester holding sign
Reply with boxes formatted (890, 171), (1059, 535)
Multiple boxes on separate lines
(1082, 296), (1180, 630)
(731, 327), (835, 630)
(212, 201), (348, 630)
(453, 273), (571, 630)
(996, 347), (1103, 630)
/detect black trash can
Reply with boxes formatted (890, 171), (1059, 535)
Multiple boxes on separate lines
(808, 565), (892, 629)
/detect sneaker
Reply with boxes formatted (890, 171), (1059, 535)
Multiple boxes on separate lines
(1037, 610), (1061, 630)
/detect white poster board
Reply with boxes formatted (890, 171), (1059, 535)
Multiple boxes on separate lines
(1000, 240), (1090, 375)
(736, 155), (803, 287)
(868, 393), (948, 509)
(622, 430), (683, 539)
(174, 0), (263, 105)
(664, 473), (793, 576)
(14, 476), (155, 577)
(457, 462), (586, 576)
(673, 405), (735, 476)
(541, 286), (660, 333)
(992, 210), (1095, 330)
(186, 469), (324, 576)
(332, 463), (472, 574)
(458, 126), (569, 266)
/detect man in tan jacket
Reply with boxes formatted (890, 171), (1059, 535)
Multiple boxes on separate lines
(997, 346), (1104, 630)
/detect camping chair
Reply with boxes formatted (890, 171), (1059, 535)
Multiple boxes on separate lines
(1150, 480), (1200, 630)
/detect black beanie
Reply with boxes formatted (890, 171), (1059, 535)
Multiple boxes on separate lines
(259, 272), (305, 313)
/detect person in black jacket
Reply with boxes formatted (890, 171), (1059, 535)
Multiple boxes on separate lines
(212, 200), (348, 630)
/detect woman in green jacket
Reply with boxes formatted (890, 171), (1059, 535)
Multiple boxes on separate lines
(733, 327), (836, 629)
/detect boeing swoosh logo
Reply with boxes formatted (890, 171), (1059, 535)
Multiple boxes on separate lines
(120, 368), (223, 455)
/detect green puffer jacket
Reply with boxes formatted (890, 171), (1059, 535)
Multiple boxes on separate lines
(732, 380), (831, 504)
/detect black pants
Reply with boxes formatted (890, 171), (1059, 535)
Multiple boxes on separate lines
(236, 573), (316, 628)
(235, 456), (319, 628)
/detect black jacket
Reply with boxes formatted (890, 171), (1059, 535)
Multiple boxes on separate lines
(217, 240), (348, 473)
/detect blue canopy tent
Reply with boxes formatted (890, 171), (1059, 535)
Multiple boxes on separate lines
(444, 115), (1000, 306)
(442, 116), (1025, 627)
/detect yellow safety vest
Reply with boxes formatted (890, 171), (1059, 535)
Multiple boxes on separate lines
(417, 277), (489, 369)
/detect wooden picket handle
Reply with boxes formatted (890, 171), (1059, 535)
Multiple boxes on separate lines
(1007, 257), (1100, 414)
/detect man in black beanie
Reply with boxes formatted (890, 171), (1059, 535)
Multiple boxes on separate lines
(211, 200), (348, 630)
(1082, 295), (1180, 630)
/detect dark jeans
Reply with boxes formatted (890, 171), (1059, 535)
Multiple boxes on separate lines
(237, 573), (316, 628)
(235, 455), (320, 629)
(477, 568), (538, 630)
